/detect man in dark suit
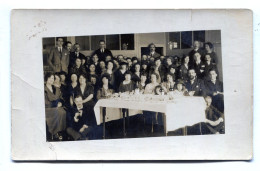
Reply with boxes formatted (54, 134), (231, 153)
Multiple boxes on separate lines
(204, 69), (224, 112)
(93, 40), (113, 62)
(47, 37), (70, 73)
(65, 41), (72, 53)
(66, 95), (101, 140)
(184, 68), (205, 96)
(188, 40), (205, 65)
(69, 43), (85, 69)
(147, 43), (160, 58)
(204, 53), (217, 80)
(193, 52), (206, 79)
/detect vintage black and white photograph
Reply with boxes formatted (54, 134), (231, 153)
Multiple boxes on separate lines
(42, 30), (224, 141)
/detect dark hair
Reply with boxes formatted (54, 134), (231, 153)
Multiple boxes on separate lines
(125, 70), (132, 76)
(176, 79), (185, 86)
(209, 68), (218, 74)
(44, 72), (54, 82)
(65, 41), (72, 46)
(119, 62), (127, 66)
(88, 63), (96, 72)
(182, 54), (190, 64)
(205, 42), (214, 49)
(131, 57), (138, 62)
(56, 37), (63, 41)
(54, 72), (60, 80)
(166, 72), (175, 80)
(188, 68), (196, 72)
(75, 57), (81, 61)
(99, 40), (105, 44)
(101, 73), (111, 81)
(106, 60), (114, 69)
(166, 57), (173, 63)
(74, 94), (83, 99)
(70, 73), (78, 78)
(154, 57), (161, 62)
(150, 72), (159, 80)
(205, 53), (212, 58)
(81, 56), (87, 61)
(78, 74), (87, 81)
(149, 43), (156, 48)
(141, 61), (149, 66)
(92, 54), (99, 59)
(59, 71), (67, 76)
(154, 85), (162, 95)
(90, 74), (98, 79)
(141, 73), (148, 77)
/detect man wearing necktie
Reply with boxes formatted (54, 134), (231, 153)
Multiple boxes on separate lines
(93, 40), (113, 62)
(47, 37), (70, 73)
(147, 43), (160, 58)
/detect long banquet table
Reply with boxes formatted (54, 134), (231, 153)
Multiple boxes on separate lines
(94, 95), (207, 139)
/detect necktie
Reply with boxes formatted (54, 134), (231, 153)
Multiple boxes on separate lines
(59, 47), (62, 57)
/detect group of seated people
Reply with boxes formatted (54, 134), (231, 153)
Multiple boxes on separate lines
(44, 40), (224, 141)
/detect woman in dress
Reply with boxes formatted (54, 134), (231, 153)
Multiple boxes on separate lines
(102, 60), (116, 90)
(44, 72), (67, 141)
(144, 73), (159, 94)
(97, 73), (114, 100)
(136, 73), (147, 93)
(53, 72), (61, 88)
(68, 73), (79, 107)
(131, 63), (141, 83)
(173, 79), (187, 97)
(204, 42), (218, 65)
(161, 73), (176, 94)
(74, 74), (97, 126)
(69, 57), (86, 77)
(118, 70), (135, 93)
(114, 62), (127, 92)
(178, 55), (190, 81)
(97, 60), (106, 76)
(87, 63), (97, 81)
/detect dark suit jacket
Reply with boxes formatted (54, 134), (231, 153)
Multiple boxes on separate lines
(93, 48), (113, 62)
(148, 51), (161, 58)
(47, 47), (70, 73)
(193, 61), (206, 79)
(188, 48), (205, 64)
(184, 78), (205, 96)
(69, 51), (85, 68)
(178, 64), (189, 81)
(204, 79), (223, 96)
(204, 62), (217, 80)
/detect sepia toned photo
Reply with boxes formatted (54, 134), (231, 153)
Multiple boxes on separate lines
(12, 9), (252, 160)
(42, 30), (224, 141)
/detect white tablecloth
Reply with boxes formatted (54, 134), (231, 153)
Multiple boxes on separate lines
(94, 96), (207, 132)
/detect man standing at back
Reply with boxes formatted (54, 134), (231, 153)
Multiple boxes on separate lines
(47, 37), (70, 73)
(93, 40), (113, 62)
(147, 43), (160, 58)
